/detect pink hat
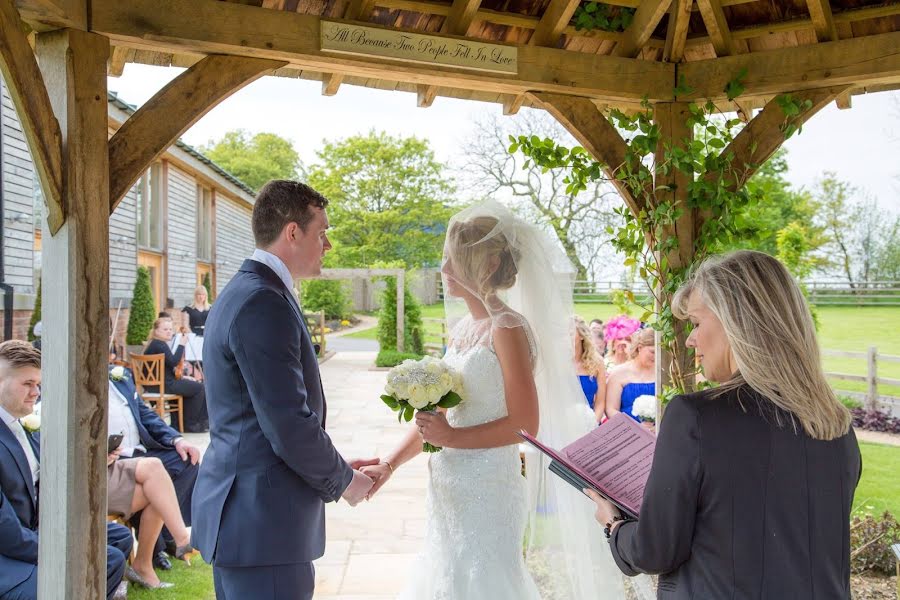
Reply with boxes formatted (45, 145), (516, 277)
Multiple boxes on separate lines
(603, 315), (641, 343)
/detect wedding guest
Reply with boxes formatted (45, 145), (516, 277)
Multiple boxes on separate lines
(603, 315), (640, 369)
(181, 286), (211, 337)
(573, 317), (607, 423)
(143, 318), (208, 433)
(605, 327), (655, 422)
(589, 319), (606, 356)
(0, 340), (132, 600)
(107, 365), (200, 571)
(587, 250), (862, 599)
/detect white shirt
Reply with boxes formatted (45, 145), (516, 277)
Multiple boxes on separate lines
(0, 404), (39, 485)
(251, 248), (296, 295)
(107, 381), (145, 457)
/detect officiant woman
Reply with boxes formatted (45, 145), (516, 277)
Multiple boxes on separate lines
(586, 250), (861, 599)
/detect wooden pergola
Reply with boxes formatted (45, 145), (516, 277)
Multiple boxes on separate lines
(0, 0), (898, 596)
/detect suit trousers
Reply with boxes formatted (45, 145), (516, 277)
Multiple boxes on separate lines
(213, 562), (315, 600)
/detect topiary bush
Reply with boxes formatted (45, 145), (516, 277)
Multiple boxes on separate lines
(377, 276), (424, 354)
(27, 278), (42, 341)
(202, 271), (213, 301)
(301, 279), (348, 320)
(126, 266), (156, 345)
(375, 349), (424, 368)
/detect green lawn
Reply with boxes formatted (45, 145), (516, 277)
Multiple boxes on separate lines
(129, 556), (215, 600)
(853, 442), (900, 517)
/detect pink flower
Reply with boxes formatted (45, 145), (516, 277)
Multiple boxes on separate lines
(603, 315), (641, 343)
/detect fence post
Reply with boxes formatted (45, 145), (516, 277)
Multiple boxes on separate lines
(866, 346), (878, 411)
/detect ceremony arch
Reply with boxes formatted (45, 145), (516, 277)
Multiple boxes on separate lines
(0, 0), (898, 595)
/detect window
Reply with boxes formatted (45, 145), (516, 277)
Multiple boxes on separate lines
(136, 163), (164, 250)
(196, 185), (213, 261)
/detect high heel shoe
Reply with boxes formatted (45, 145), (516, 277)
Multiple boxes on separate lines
(174, 543), (200, 566)
(125, 566), (174, 589)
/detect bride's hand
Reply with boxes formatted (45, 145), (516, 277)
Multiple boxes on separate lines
(360, 463), (393, 499)
(416, 411), (455, 447)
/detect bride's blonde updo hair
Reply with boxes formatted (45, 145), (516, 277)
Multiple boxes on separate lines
(446, 216), (519, 294)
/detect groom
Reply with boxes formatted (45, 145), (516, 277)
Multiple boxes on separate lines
(192, 180), (376, 599)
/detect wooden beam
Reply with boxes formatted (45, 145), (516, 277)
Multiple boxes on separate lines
(502, 93), (526, 115)
(91, 0), (675, 103)
(109, 54), (286, 211)
(35, 27), (110, 600)
(531, 0), (582, 47)
(696, 0), (737, 56)
(417, 82), (437, 107)
(0, 0), (64, 233)
(343, 0), (375, 20)
(614, 0), (673, 58)
(807, 0), (838, 43)
(15, 0), (84, 30)
(835, 89), (851, 109)
(108, 45), (128, 76)
(441, 0), (482, 36)
(662, 0), (691, 63)
(322, 72), (343, 95)
(529, 91), (648, 216)
(678, 31), (900, 101)
(716, 86), (846, 190)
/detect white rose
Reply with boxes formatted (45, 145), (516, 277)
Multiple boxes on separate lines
(21, 413), (40, 432)
(438, 372), (453, 394)
(110, 365), (126, 380)
(424, 383), (444, 406)
(407, 384), (430, 410)
(632, 395), (657, 420)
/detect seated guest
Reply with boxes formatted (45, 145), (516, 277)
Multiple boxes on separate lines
(182, 285), (211, 337)
(603, 315), (640, 369)
(605, 327), (655, 422)
(143, 318), (208, 433)
(107, 450), (197, 589)
(29, 323), (41, 353)
(0, 340), (132, 600)
(586, 251), (862, 599)
(588, 318), (606, 357)
(107, 365), (200, 570)
(572, 317), (607, 423)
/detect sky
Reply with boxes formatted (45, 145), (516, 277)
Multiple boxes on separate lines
(108, 64), (900, 213)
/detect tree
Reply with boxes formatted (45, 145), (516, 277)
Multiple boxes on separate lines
(201, 271), (213, 301)
(306, 131), (457, 269)
(126, 266), (156, 345)
(27, 278), (42, 341)
(461, 112), (620, 281)
(376, 276), (424, 354)
(201, 130), (300, 192)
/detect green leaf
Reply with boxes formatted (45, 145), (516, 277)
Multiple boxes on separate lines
(380, 394), (400, 410)
(438, 391), (463, 409)
(403, 405), (414, 422)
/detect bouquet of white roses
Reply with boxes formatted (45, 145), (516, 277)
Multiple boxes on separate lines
(381, 356), (464, 452)
(632, 394), (658, 424)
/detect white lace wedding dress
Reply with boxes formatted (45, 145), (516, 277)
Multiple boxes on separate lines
(399, 317), (542, 600)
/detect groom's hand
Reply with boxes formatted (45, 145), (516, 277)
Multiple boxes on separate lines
(348, 457), (380, 470)
(342, 470), (374, 506)
(360, 462), (393, 500)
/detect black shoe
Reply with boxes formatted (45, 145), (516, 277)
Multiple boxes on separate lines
(153, 550), (172, 571)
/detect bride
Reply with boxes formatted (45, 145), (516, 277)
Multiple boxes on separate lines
(362, 201), (646, 599)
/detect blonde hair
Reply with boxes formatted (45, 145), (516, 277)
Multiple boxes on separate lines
(573, 317), (603, 374)
(627, 327), (655, 360)
(673, 250), (850, 441)
(192, 285), (210, 310)
(446, 216), (518, 294)
(152, 317), (173, 333)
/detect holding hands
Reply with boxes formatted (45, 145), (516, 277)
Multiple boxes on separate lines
(341, 458), (380, 506)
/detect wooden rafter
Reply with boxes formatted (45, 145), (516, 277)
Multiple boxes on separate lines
(322, 72), (342, 95)
(344, 0), (375, 20)
(696, 0), (737, 56)
(531, 0), (582, 47)
(416, 83), (437, 107)
(662, 0), (691, 63)
(0, 0), (65, 233)
(441, 0), (482, 35)
(502, 93), (526, 115)
(529, 92), (648, 216)
(109, 54), (287, 211)
(836, 89), (852, 109)
(108, 45), (128, 76)
(614, 0), (674, 58)
(807, 0), (838, 43)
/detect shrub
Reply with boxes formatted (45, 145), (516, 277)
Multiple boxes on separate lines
(126, 266), (156, 345)
(27, 278), (42, 341)
(840, 395), (863, 410)
(202, 271), (213, 301)
(851, 408), (900, 434)
(850, 511), (900, 574)
(375, 349), (424, 368)
(377, 276), (424, 354)
(301, 279), (348, 320)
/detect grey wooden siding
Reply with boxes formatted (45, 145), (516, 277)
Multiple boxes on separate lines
(109, 184), (138, 305)
(215, 197), (254, 294)
(166, 165), (198, 307)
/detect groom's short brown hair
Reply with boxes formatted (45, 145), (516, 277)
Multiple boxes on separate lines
(252, 180), (330, 248)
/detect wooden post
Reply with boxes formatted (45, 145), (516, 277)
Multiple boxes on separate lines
(652, 102), (695, 408)
(396, 270), (405, 352)
(35, 29), (111, 600)
(866, 346), (878, 411)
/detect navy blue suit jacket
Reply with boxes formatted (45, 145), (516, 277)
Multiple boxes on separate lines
(192, 259), (352, 567)
(0, 424), (41, 594)
(109, 368), (182, 451)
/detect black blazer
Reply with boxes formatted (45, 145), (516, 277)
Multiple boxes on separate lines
(610, 386), (861, 599)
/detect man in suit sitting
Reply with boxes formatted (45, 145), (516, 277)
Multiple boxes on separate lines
(107, 364), (201, 569)
(0, 340), (132, 600)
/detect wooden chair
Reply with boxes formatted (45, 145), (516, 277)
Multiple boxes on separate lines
(305, 310), (327, 358)
(130, 353), (184, 431)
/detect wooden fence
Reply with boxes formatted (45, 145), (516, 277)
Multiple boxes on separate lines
(823, 347), (900, 414)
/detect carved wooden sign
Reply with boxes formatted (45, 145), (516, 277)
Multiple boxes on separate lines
(320, 20), (518, 74)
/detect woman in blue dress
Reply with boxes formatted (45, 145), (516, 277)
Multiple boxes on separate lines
(606, 327), (655, 422)
(572, 317), (607, 423)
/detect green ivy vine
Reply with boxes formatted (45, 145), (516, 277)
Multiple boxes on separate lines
(572, 2), (635, 33)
